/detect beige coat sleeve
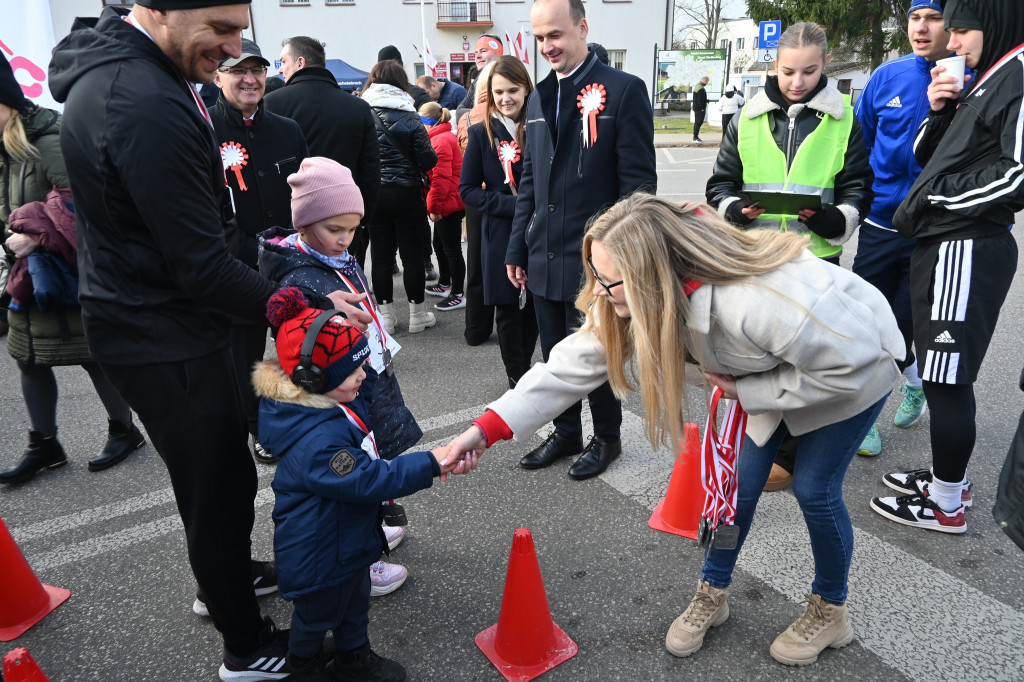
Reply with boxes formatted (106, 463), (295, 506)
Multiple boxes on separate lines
(486, 327), (610, 440)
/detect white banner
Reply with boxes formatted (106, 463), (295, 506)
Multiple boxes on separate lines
(0, 0), (60, 110)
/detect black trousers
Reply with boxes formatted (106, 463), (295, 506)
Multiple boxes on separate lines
(102, 347), (263, 655)
(230, 322), (268, 437)
(533, 294), (621, 441)
(433, 210), (466, 294)
(495, 295), (538, 386)
(290, 571), (370, 658)
(722, 112), (735, 132)
(693, 108), (706, 138)
(463, 205), (495, 345)
(369, 186), (428, 304)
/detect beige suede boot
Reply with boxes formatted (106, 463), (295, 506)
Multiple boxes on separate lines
(664, 580), (729, 657)
(769, 593), (854, 666)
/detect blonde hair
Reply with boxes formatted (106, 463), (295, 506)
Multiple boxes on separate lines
(474, 61), (496, 104)
(777, 21), (829, 60)
(2, 108), (39, 162)
(578, 194), (808, 450)
(417, 101), (451, 125)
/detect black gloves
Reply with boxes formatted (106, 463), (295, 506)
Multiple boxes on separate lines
(801, 204), (846, 239)
(725, 199), (755, 226)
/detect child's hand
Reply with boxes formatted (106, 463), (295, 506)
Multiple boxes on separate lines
(434, 444), (481, 482)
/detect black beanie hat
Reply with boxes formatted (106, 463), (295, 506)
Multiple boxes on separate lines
(0, 53), (30, 112)
(378, 45), (403, 65)
(944, 0), (983, 31)
(135, 0), (252, 9)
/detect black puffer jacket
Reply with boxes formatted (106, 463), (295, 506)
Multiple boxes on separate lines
(706, 75), (873, 247)
(360, 84), (436, 188)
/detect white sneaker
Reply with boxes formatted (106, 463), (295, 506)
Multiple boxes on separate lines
(383, 525), (404, 550)
(370, 561), (408, 596)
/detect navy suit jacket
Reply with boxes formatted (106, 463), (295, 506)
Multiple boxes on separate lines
(506, 50), (657, 301)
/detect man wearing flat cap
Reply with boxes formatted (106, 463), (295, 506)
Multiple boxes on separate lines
(210, 38), (308, 466)
(49, 2), (367, 679)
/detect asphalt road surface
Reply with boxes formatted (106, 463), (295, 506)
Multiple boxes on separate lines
(1, 149), (1022, 680)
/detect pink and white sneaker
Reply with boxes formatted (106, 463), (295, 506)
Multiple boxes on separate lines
(383, 525), (404, 551)
(370, 561), (408, 596)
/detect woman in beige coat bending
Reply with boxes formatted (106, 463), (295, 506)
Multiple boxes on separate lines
(446, 193), (903, 667)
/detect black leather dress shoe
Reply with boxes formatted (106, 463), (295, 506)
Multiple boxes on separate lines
(519, 432), (584, 470)
(568, 437), (622, 480)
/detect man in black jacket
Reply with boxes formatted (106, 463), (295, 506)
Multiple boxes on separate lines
(49, 3), (367, 679)
(265, 36), (380, 267)
(211, 38), (308, 464)
(505, 0), (657, 480)
(692, 75), (709, 142)
(872, 0), (1023, 535)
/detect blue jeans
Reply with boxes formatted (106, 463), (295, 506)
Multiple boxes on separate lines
(702, 397), (887, 605)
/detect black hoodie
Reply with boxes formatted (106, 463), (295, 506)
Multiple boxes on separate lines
(893, 0), (1024, 241)
(48, 8), (278, 365)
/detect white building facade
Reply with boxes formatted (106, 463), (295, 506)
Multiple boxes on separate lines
(48, 0), (675, 99)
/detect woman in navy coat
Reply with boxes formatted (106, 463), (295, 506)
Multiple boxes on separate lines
(460, 56), (538, 387)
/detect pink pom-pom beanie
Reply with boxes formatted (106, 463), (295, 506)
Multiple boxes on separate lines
(288, 157), (364, 228)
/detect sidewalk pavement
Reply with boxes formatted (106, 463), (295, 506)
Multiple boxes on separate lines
(654, 131), (722, 148)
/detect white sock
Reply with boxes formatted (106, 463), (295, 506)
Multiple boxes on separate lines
(903, 361), (922, 390)
(928, 475), (963, 513)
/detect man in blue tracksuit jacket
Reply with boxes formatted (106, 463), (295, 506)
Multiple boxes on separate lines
(851, 0), (954, 457)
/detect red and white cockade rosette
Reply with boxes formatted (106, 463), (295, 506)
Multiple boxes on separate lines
(577, 83), (607, 148)
(497, 140), (521, 192)
(700, 385), (749, 540)
(220, 141), (250, 191)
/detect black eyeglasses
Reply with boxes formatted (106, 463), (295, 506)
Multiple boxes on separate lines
(587, 257), (623, 297)
(218, 66), (268, 77)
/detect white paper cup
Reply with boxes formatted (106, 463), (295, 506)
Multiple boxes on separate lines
(936, 55), (966, 89)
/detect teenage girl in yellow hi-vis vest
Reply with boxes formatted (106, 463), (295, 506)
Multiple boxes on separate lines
(706, 22), (874, 493)
(705, 21), (873, 264)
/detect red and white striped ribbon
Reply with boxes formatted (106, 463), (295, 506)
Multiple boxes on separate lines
(700, 386), (748, 529)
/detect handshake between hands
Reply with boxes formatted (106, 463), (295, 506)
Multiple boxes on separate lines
(431, 424), (490, 482)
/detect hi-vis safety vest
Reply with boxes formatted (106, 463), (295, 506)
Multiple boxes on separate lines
(736, 95), (853, 259)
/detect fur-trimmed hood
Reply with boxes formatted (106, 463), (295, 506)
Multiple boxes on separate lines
(744, 84), (847, 122)
(253, 360), (340, 409)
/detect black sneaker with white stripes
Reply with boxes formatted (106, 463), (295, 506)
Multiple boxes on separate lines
(219, 616), (292, 681)
(194, 560), (278, 617)
(882, 469), (973, 507)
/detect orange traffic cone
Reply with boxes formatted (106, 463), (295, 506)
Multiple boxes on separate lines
(648, 423), (703, 539)
(475, 528), (578, 682)
(0, 517), (70, 642)
(3, 647), (51, 681)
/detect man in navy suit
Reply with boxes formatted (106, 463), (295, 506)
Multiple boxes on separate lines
(506, 0), (657, 480)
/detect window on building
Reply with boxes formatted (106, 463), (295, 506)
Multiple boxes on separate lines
(690, 41), (699, 50)
(279, 0), (310, 5)
(325, 0), (355, 4)
(607, 49), (626, 70)
(736, 37), (744, 50)
(719, 39), (728, 50)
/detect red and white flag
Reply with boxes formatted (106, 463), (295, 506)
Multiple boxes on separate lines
(411, 40), (438, 71)
(505, 30), (530, 65)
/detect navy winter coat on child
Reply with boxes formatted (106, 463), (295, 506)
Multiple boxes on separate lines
(254, 361), (439, 599)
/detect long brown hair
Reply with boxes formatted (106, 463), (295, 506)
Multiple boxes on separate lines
(363, 60), (412, 95)
(578, 194), (808, 450)
(484, 56), (533, 152)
